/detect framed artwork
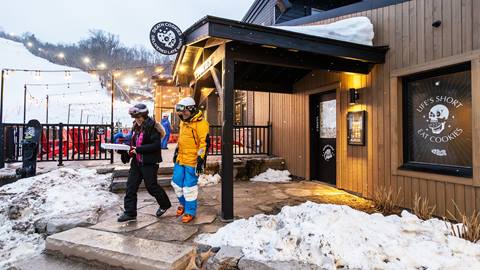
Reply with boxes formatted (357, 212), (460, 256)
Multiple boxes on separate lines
(347, 111), (366, 146)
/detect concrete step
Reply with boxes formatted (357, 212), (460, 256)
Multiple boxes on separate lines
(112, 166), (173, 178)
(110, 175), (172, 193)
(46, 227), (194, 270)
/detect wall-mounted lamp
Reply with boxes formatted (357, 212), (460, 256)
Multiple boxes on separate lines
(349, 88), (360, 105)
(432, 20), (442, 28)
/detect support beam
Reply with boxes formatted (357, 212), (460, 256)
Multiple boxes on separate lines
(210, 67), (223, 98)
(221, 46), (234, 221)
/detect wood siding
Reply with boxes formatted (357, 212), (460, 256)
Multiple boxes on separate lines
(253, 0), (480, 219)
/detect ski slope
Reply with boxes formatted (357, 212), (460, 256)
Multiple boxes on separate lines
(0, 37), (151, 126)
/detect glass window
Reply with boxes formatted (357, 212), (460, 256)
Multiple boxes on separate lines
(402, 63), (472, 177)
(320, 99), (336, 138)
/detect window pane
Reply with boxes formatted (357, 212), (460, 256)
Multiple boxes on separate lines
(404, 64), (472, 171)
(320, 99), (336, 138)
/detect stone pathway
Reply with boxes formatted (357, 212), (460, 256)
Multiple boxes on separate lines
(13, 178), (374, 269)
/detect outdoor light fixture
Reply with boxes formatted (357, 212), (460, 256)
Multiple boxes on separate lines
(432, 20), (442, 28)
(349, 88), (359, 105)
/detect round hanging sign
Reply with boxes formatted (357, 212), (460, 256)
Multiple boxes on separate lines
(149, 21), (183, 55)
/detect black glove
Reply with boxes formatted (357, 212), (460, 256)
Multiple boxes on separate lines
(195, 156), (205, 175)
(173, 147), (178, 164)
(120, 152), (131, 164)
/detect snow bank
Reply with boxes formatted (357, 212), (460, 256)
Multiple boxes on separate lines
(0, 168), (119, 267)
(0, 37), (144, 125)
(196, 202), (480, 269)
(198, 173), (221, 187)
(250, 169), (291, 183)
(274, 16), (374, 46)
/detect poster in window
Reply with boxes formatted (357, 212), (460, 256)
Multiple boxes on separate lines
(404, 63), (472, 175)
(347, 111), (365, 145)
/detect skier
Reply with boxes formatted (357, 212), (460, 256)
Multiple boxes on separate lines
(171, 97), (209, 223)
(117, 103), (172, 222)
(160, 113), (172, 149)
(113, 127), (125, 144)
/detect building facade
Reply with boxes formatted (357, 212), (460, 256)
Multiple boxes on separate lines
(242, 0), (480, 219)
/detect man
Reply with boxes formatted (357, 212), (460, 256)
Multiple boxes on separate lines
(117, 103), (171, 222)
(171, 97), (209, 223)
(160, 113), (172, 149)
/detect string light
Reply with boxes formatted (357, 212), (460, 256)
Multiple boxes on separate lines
(135, 70), (144, 75)
(57, 52), (65, 59)
(26, 42), (33, 48)
(155, 67), (163, 73)
(83, 57), (91, 64)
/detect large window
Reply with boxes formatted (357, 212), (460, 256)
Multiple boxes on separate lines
(402, 63), (472, 177)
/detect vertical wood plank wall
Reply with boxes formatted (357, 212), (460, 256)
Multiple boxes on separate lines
(253, 0), (480, 219)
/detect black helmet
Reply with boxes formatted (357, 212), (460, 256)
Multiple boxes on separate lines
(129, 103), (149, 118)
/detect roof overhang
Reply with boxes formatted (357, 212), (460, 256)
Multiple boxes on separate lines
(173, 16), (388, 92)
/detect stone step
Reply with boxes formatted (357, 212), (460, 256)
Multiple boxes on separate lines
(46, 227), (194, 270)
(112, 166), (174, 178)
(110, 175), (172, 193)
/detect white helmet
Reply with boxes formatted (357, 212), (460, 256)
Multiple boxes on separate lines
(162, 112), (169, 118)
(177, 97), (196, 107)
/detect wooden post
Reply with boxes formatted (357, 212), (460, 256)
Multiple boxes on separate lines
(221, 46), (234, 221)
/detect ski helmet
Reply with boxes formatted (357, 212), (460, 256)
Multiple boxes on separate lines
(129, 103), (149, 118)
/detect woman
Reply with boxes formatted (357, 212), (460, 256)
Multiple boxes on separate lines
(117, 103), (171, 222)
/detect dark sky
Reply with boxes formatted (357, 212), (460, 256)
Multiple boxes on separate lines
(0, 0), (255, 47)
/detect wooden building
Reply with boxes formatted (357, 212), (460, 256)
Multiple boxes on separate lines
(173, 0), (480, 220)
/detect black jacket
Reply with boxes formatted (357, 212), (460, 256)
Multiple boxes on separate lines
(121, 117), (165, 165)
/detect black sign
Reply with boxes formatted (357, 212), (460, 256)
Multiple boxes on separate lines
(404, 63), (472, 174)
(347, 111), (366, 146)
(150, 22), (183, 55)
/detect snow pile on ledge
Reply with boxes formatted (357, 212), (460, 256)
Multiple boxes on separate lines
(196, 202), (480, 269)
(274, 16), (374, 46)
(0, 168), (119, 267)
(250, 169), (291, 183)
(198, 173), (221, 186)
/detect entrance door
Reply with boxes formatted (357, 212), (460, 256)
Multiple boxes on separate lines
(310, 91), (336, 185)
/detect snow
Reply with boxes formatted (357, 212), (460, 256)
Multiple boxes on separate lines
(274, 16), (374, 46)
(198, 173), (221, 186)
(0, 37), (148, 126)
(0, 168), (120, 268)
(196, 202), (480, 269)
(250, 169), (291, 183)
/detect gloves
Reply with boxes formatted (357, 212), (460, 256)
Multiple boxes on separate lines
(120, 152), (131, 164)
(173, 147), (178, 164)
(195, 156), (205, 175)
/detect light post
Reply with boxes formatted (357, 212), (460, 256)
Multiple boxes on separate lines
(23, 84), (27, 124)
(0, 69), (6, 168)
(45, 94), (49, 124)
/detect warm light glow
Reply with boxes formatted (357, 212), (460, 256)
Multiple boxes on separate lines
(155, 67), (164, 73)
(97, 62), (107, 70)
(167, 79), (172, 83)
(349, 73), (363, 89)
(122, 77), (136, 86)
(142, 77), (148, 83)
(26, 42), (33, 47)
(83, 57), (91, 64)
(167, 89), (172, 92)
(135, 70), (144, 75)
(178, 65), (188, 73)
(113, 71), (122, 77)
(57, 52), (65, 59)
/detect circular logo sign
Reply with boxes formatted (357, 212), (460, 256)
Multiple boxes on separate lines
(150, 22), (183, 55)
(97, 127), (105, 135)
(322, 145), (335, 162)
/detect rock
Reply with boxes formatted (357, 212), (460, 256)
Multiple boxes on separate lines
(205, 245), (244, 270)
(12, 222), (31, 232)
(42, 211), (100, 235)
(238, 258), (323, 270)
(96, 167), (115, 174)
(8, 205), (21, 220)
(34, 219), (48, 234)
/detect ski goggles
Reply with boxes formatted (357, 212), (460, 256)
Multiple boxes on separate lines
(175, 104), (194, 112)
(128, 106), (148, 117)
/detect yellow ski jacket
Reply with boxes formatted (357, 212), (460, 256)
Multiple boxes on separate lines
(176, 110), (209, 167)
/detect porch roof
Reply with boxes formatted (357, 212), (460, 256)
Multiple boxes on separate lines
(173, 16), (388, 91)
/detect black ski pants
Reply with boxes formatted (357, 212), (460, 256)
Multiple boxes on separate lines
(124, 159), (171, 216)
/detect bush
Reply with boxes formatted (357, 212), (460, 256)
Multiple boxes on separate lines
(447, 203), (480, 243)
(372, 186), (402, 216)
(412, 194), (436, 220)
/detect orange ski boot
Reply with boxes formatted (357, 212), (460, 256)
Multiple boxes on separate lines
(176, 206), (184, 217)
(181, 214), (194, 223)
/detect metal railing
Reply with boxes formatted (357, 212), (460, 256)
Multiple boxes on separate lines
(209, 125), (271, 156)
(2, 123), (114, 166)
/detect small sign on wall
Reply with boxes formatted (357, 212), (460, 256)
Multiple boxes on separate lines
(347, 111), (366, 146)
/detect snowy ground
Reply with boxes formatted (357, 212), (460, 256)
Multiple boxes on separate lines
(250, 169), (291, 183)
(0, 37), (145, 125)
(198, 173), (221, 187)
(197, 201), (480, 269)
(0, 168), (120, 268)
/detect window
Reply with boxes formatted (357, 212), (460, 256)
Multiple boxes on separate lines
(402, 63), (472, 177)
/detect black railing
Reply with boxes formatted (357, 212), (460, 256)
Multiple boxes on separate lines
(2, 123), (114, 166)
(209, 125), (271, 156)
